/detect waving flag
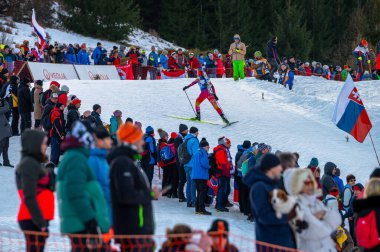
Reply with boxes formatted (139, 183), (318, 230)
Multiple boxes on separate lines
(32, 9), (46, 50)
(332, 75), (372, 142)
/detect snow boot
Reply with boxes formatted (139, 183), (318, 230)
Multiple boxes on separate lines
(220, 114), (229, 124)
(196, 210), (212, 215)
(179, 197), (187, 203)
(3, 162), (14, 168)
(216, 207), (229, 212)
(191, 112), (201, 121)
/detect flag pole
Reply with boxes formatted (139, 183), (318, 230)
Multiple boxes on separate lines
(369, 131), (380, 166)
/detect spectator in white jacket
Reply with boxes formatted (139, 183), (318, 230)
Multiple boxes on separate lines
(284, 168), (341, 252)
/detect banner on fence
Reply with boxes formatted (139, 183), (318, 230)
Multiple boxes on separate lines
(74, 65), (120, 80)
(27, 62), (79, 81)
(161, 69), (186, 79)
(116, 65), (134, 80)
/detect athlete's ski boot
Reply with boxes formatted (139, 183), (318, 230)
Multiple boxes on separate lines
(221, 114), (230, 124)
(191, 112), (201, 121)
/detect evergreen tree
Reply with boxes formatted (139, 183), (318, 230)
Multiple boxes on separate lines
(140, 0), (161, 32)
(273, 0), (312, 60)
(61, 0), (140, 41)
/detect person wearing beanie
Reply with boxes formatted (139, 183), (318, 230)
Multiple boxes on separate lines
(183, 125), (200, 207)
(66, 98), (81, 133)
(33, 80), (44, 129)
(213, 137), (233, 212)
(321, 162), (338, 197)
(207, 219), (239, 251)
(125, 117), (133, 124)
(283, 168), (341, 252)
(108, 123), (156, 246)
(235, 140), (252, 215)
(243, 153), (296, 249)
(91, 104), (102, 127)
(370, 167), (380, 178)
(228, 34), (246, 81)
(190, 137), (211, 215)
(141, 126), (157, 186)
(57, 121), (109, 249)
(58, 85), (69, 108)
(49, 102), (65, 165)
(307, 157), (319, 169)
(88, 126), (113, 225)
(174, 124), (189, 202)
(41, 81), (60, 107)
(17, 78), (33, 133)
(134, 121), (142, 130)
(266, 36), (280, 82)
(110, 110), (123, 145)
(333, 168), (344, 193)
(157, 128), (177, 197)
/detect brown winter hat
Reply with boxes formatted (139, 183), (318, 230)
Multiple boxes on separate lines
(158, 128), (168, 139)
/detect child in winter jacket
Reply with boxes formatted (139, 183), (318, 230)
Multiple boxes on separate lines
(279, 64), (294, 90)
(110, 110), (123, 144)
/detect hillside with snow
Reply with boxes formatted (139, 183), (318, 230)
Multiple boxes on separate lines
(0, 18), (183, 52)
(1, 75), (380, 237)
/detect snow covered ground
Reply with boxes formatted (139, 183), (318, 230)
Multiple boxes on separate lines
(0, 18), (183, 52)
(1, 76), (379, 249)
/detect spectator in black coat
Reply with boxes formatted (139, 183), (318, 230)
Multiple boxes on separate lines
(10, 76), (20, 136)
(108, 123), (159, 251)
(65, 98), (81, 132)
(17, 78), (33, 133)
(174, 124), (189, 202)
(91, 104), (102, 126)
(267, 37), (281, 82)
(321, 162), (338, 198)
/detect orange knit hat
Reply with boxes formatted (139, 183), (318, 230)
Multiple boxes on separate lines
(117, 123), (144, 144)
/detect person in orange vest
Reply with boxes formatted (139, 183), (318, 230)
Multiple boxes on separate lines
(16, 130), (55, 252)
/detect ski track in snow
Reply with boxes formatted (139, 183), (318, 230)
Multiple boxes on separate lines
(1, 76), (379, 240)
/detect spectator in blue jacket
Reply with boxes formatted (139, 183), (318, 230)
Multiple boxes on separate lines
(159, 50), (168, 69)
(77, 44), (90, 65)
(243, 153), (296, 250)
(65, 44), (77, 64)
(204, 53), (217, 78)
(333, 168), (344, 194)
(88, 126), (113, 224)
(142, 126), (157, 186)
(3, 46), (15, 72)
(92, 42), (102, 65)
(279, 64), (295, 90)
(148, 46), (158, 67)
(191, 138), (211, 215)
(184, 126), (199, 208)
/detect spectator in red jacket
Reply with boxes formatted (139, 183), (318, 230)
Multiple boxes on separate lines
(188, 52), (201, 77)
(168, 52), (180, 70)
(109, 50), (121, 66)
(304, 62), (312, 76)
(126, 46), (141, 80)
(214, 137), (232, 212)
(215, 54), (225, 78)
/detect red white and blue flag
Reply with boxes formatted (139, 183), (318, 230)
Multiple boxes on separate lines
(32, 9), (46, 50)
(332, 75), (372, 143)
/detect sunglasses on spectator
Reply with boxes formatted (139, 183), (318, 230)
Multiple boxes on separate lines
(303, 180), (314, 186)
(234, 37), (239, 40)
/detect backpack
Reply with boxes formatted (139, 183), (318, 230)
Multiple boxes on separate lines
(208, 149), (222, 176)
(177, 138), (191, 165)
(160, 145), (175, 164)
(356, 210), (380, 249)
(241, 159), (250, 177)
(342, 186), (354, 211)
(42, 107), (53, 131)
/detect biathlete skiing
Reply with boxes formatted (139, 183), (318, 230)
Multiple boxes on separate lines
(182, 69), (230, 124)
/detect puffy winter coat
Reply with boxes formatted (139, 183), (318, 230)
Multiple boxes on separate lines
(168, 56), (180, 70)
(66, 104), (80, 131)
(17, 82), (33, 113)
(0, 101), (12, 141)
(110, 115), (121, 141)
(33, 86), (43, 120)
(228, 41), (246, 61)
(190, 148), (210, 180)
(321, 162), (338, 197)
(65, 47), (77, 64)
(296, 195), (341, 252)
(57, 146), (110, 233)
(148, 52), (158, 67)
(144, 134), (157, 165)
(108, 145), (154, 236)
(91, 111), (102, 126)
(77, 49), (90, 65)
(184, 134), (199, 167)
(58, 91), (68, 108)
(204, 56), (216, 68)
(50, 107), (64, 138)
(16, 130), (54, 228)
(126, 50), (140, 65)
(214, 145), (231, 178)
(92, 46), (102, 65)
(243, 168), (296, 248)
(188, 57), (201, 69)
(88, 148), (112, 224)
(176, 54), (187, 69)
(159, 54), (168, 69)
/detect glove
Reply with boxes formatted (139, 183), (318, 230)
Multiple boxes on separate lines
(214, 94), (219, 101)
(368, 60), (371, 64)
(85, 218), (99, 234)
(236, 49), (241, 53)
(358, 56), (362, 61)
(183, 86), (188, 91)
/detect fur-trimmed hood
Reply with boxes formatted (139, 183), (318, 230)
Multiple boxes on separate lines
(283, 168), (318, 196)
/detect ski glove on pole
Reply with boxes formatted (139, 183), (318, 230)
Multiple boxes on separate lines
(183, 86), (189, 91)
(214, 94), (219, 101)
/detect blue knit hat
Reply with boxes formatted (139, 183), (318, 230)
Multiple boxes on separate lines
(146, 126), (154, 134)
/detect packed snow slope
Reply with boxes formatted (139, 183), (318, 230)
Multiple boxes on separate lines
(1, 75), (379, 238)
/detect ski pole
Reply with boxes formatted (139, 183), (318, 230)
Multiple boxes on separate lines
(184, 90), (197, 117)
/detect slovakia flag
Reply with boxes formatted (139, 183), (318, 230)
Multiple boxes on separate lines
(332, 75), (372, 143)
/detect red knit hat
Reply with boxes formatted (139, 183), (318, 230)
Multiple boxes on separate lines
(72, 98), (81, 106)
(170, 132), (178, 139)
(50, 81), (60, 88)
